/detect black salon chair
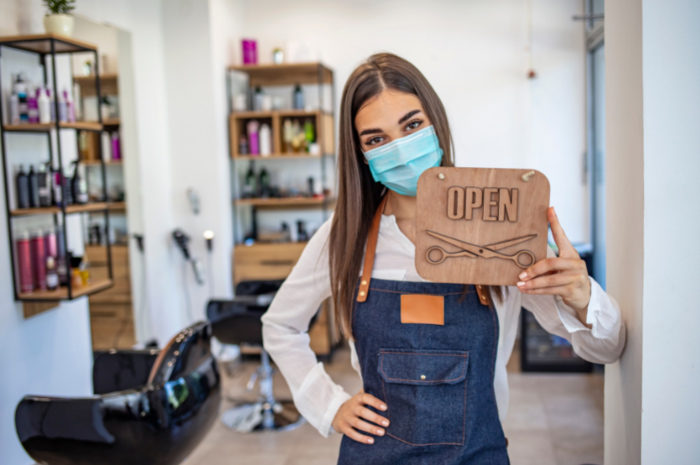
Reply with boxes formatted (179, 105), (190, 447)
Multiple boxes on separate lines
(207, 279), (318, 433)
(15, 321), (221, 465)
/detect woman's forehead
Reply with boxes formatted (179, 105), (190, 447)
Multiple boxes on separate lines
(355, 90), (424, 129)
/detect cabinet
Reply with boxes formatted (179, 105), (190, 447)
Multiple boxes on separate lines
(227, 62), (340, 357)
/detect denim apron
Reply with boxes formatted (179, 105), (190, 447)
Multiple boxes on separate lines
(337, 196), (509, 465)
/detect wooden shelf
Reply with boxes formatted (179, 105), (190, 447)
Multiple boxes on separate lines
(73, 74), (119, 97)
(82, 159), (123, 166)
(10, 202), (109, 217)
(108, 202), (127, 211)
(18, 278), (114, 301)
(0, 34), (97, 54)
(102, 118), (120, 126)
(228, 62), (333, 86)
(4, 121), (103, 132)
(235, 197), (332, 209)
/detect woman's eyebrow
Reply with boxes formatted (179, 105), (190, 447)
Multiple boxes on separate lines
(359, 127), (382, 136)
(398, 109), (421, 125)
(358, 109), (423, 137)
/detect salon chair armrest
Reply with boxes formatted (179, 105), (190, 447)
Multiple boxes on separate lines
(93, 349), (160, 395)
(15, 396), (115, 445)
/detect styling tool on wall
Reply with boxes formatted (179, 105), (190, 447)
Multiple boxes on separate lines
(204, 230), (215, 297)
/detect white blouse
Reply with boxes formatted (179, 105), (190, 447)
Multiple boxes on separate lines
(260, 212), (626, 438)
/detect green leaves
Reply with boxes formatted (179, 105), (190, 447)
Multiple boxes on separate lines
(43, 0), (76, 15)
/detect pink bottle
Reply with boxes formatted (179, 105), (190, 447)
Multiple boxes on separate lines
(16, 230), (33, 294)
(242, 39), (257, 65)
(111, 132), (121, 160)
(44, 227), (57, 257)
(31, 228), (46, 291)
(247, 120), (260, 155)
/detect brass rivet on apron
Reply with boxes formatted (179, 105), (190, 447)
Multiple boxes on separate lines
(420, 374), (426, 380)
(361, 280), (367, 286)
(438, 173), (445, 180)
(359, 291), (365, 297)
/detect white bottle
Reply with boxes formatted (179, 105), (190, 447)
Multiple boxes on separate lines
(9, 92), (20, 125)
(259, 123), (271, 156)
(57, 90), (67, 122)
(73, 83), (82, 121)
(63, 89), (75, 122)
(38, 88), (51, 124)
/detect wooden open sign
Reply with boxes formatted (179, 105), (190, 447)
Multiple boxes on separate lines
(415, 167), (550, 286)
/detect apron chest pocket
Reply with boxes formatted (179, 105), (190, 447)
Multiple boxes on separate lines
(378, 349), (469, 446)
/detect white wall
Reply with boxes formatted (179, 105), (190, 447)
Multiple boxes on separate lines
(237, 0), (589, 243)
(640, 0), (700, 462)
(605, 0), (700, 463)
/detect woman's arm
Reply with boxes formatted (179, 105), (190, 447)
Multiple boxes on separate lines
(260, 215), (352, 437)
(514, 207), (626, 363)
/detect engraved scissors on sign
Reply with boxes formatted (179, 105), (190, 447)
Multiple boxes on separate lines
(425, 231), (537, 268)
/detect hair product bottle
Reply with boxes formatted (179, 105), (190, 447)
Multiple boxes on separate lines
(259, 123), (271, 156)
(111, 132), (121, 160)
(247, 119), (260, 155)
(9, 91), (20, 125)
(51, 166), (63, 207)
(244, 161), (257, 198)
(64, 89), (75, 123)
(55, 228), (68, 286)
(44, 226), (57, 258)
(27, 86), (39, 123)
(293, 83), (304, 110)
(283, 119), (293, 153)
(71, 160), (88, 204)
(31, 228), (46, 291)
(37, 163), (52, 207)
(16, 165), (30, 209)
(27, 165), (39, 207)
(38, 87), (51, 124)
(16, 230), (33, 293)
(14, 74), (28, 123)
(45, 256), (58, 291)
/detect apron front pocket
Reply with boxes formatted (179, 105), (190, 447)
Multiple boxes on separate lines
(377, 348), (469, 446)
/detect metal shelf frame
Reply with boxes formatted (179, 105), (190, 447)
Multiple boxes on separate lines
(0, 35), (114, 302)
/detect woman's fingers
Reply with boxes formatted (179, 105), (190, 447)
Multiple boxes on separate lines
(341, 423), (375, 444)
(350, 416), (386, 437)
(548, 207), (578, 259)
(518, 271), (579, 291)
(361, 393), (388, 412)
(519, 257), (581, 281)
(355, 405), (389, 427)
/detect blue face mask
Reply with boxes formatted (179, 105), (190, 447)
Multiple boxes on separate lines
(362, 125), (444, 197)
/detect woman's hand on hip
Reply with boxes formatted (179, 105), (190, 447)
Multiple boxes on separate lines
(516, 207), (592, 321)
(332, 391), (389, 444)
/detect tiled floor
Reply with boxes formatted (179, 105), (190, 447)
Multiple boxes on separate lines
(183, 346), (603, 465)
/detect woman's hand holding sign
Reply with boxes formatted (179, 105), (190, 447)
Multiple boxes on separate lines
(516, 207), (592, 325)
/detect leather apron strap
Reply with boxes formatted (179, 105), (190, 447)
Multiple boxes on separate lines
(355, 194), (491, 306)
(356, 195), (388, 302)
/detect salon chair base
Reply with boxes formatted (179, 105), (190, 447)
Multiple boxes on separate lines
(221, 400), (306, 433)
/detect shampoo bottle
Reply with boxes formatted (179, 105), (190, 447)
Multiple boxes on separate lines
(31, 228), (46, 291)
(37, 163), (52, 207)
(259, 123), (271, 156)
(27, 87), (39, 123)
(16, 165), (30, 209)
(16, 230), (34, 293)
(71, 160), (88, 204)
(38, 87), (51, 124)
(247, 119), (260, 155)
(27, 165), (39, 207)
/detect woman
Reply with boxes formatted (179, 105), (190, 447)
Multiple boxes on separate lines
(261, 53), (625, 464)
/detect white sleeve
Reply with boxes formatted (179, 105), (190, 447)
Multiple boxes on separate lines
(517, 246), (626, 364)
(260, 215), (352, 437)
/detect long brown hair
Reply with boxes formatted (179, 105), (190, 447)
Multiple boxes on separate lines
(329, 52), (501, 338)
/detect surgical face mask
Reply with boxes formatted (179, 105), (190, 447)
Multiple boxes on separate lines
(362, 124), (444, 197)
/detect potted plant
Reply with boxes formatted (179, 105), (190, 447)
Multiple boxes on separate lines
(43, 0), (76, 37)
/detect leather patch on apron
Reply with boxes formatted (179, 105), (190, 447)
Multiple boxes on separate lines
(400, 294), (444, 325)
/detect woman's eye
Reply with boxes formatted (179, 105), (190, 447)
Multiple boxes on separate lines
(366, 136), (383, 146)
(405, 119), (423, 131)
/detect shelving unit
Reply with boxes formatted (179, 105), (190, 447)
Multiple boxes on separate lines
(0, 34), (114, 310)
(227, 62), (340, 358)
